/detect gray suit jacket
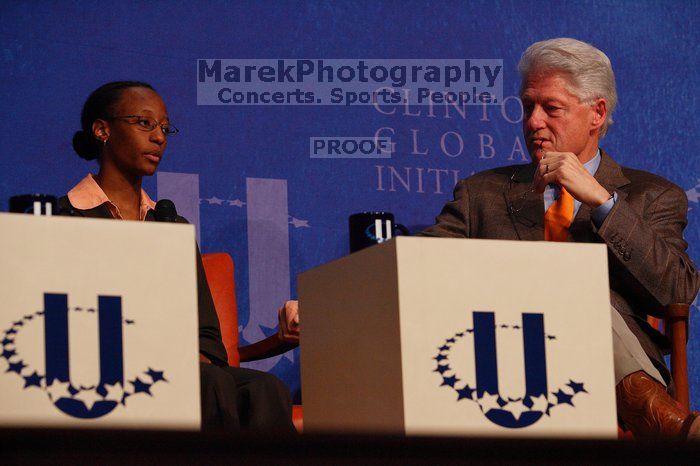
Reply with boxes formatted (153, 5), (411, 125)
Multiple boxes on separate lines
(420, 150), (699, 381)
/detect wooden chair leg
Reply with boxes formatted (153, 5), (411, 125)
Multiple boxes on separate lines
(665, 304), (690, 411)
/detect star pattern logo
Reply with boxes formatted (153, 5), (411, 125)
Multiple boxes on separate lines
(529, 394), (549, 412)
(1, 308), (168, 419)
(553, 389), (575, 406)
(130, 377), (153, 396)
(506, 399), (531, 421)
(147, 368), (167, 383)
(73, 387), (104, 410)
(478, 391), (501, 413)
(46, 380), (72, 401)
(200, 195), (311, 228)
(440, 374), (459, 387)
(686, 179), (700, 205)
(203, 196), (224, 205)
(433, 321), (588, 428)
(103, 382), (124, 401)
(456, 384), (475, 401)
(23, 371), (43, 388)
(7, 360), (26, 374)
(289, 216), (310, 228)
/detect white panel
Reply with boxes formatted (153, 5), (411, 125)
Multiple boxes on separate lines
(0, 213), (200, 430)
(396, 237), (615, 438)
(299, 236), (616, 438)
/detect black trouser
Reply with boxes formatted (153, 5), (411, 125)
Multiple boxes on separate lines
(199, 363), (294, 433)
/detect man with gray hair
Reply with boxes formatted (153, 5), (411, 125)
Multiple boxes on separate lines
(421, 37), (699, 439)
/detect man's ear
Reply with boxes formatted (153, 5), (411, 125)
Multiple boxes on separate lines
(591, 98), (607, 132)
(92, 119), (110, 143)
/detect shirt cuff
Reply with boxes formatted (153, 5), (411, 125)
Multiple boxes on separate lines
(591, 191), (617, 227)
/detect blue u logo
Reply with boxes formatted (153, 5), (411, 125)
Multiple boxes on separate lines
(44, 293), (124, 419)
(434, 311), (586, 429)
(1, 293), (167, 420)
(473, 311), (547, 428)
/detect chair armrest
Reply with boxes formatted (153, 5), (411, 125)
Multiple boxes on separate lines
(664, 303), (690, 344)
(665, 303), (690, 319)
(239, 335), (298, 362)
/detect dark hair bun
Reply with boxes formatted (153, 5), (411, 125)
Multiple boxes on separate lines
(73, 81), (155, 163)
(72, 130), (99, 161)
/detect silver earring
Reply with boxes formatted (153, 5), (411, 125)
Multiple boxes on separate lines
(102, 138), (108, 146)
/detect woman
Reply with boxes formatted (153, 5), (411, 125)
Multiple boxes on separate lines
(59, 81), (297, 432)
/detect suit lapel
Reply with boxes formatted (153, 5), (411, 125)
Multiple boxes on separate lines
(504, 163), (544, 241)
(593, 149), (630, 194)
(570, 149), (630, 238)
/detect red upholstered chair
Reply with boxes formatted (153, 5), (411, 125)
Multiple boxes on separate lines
(201, 252), (303, 432)
(619, 303), (691, 439)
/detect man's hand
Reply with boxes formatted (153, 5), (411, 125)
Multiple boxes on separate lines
(534, 151), (610, 208)
(278, 300), (300, 343)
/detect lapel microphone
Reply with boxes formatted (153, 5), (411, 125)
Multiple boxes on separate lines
(154, 199), (178, 222)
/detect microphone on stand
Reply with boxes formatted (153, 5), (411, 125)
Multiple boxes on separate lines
(154, 199), (178, 223)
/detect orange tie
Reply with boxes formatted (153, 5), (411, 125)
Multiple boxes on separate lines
(544, 187), (574, 242)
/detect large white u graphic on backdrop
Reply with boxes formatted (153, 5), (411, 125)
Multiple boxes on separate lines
(156, 172), (292, 371)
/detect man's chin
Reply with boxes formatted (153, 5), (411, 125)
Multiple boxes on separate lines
(527, 147), (544, 162)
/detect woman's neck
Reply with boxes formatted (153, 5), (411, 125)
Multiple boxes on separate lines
(95, 164), (142, 220)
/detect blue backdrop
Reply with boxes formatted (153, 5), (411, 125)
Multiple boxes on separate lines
(1, 0), (698, 408)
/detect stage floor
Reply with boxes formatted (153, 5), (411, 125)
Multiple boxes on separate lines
(2, 428), (699, 465)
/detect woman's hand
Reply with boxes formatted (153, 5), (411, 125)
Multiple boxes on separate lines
(278, 300), (300, 343)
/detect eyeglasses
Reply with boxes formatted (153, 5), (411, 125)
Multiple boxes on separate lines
(506, 170), (538, 227)
(107, 115), (179, 136)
